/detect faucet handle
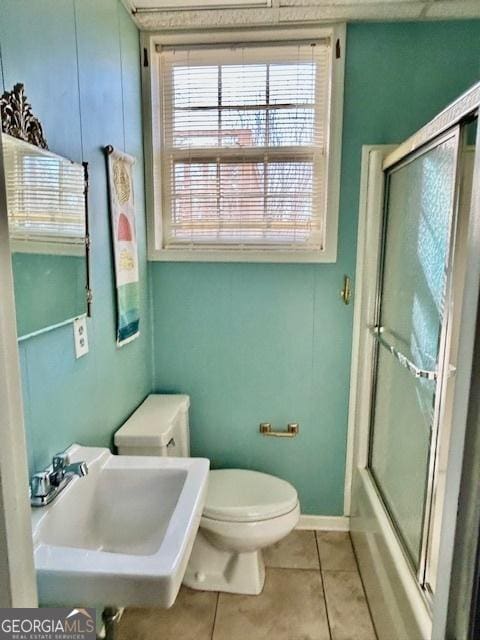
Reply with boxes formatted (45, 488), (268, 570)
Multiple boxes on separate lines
(52, 452), (70, 471)
(68, 461), (88, 477)
(30, 471), (51, 498)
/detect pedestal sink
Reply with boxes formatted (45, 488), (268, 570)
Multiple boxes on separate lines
(31, 444), (209, 608)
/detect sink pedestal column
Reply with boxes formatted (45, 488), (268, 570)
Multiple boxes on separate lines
(101, 607), (122, 640)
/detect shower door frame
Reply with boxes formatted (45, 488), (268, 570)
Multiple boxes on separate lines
(347, 80), (480, 640)
(368, 125), (462, 590)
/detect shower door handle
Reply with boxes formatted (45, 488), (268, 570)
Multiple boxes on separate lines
(370, 326), (440, 381)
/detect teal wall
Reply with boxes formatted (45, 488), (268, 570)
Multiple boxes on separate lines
(0, 0), (152, 473)
(151, 21), (480, 515)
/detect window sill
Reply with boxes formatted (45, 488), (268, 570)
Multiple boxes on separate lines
(147, 246), (337, 263)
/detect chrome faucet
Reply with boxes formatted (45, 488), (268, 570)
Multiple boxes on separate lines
(30, 450), (88, 507)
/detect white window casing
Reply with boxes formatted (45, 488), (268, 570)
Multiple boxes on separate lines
(143, 25), (345, 262)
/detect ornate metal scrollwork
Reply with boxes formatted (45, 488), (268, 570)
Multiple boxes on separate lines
(0, 83), (48, 149)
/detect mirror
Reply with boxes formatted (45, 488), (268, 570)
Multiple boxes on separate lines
(2, 133), (90, 338)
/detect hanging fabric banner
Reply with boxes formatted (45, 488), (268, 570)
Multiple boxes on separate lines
(105, 145), (140, 346)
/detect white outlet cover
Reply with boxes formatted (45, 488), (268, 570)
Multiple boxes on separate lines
(73, 316), (89, 359)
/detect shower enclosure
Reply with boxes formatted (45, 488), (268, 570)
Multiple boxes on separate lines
(349, 83), (480, 640)
(370, 127), (461, 587)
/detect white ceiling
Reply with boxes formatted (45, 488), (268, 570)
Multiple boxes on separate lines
(122, 0), (480, 30)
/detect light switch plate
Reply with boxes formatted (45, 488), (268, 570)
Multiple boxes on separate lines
(73, 316), (89, 359)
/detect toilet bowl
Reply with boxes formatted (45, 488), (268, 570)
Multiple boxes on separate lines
(115, 395), (300, 595)
(184, 469), (299, 594)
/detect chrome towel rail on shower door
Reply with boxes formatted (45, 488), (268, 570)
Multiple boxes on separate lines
(370, 326), (438, 381)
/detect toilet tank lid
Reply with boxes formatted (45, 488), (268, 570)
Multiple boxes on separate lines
(114, 394), (190, 448)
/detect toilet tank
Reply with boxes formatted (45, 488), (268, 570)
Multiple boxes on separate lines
(114, 394), (190, 457)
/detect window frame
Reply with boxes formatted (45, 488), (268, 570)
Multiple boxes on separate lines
(142, 24), (345, 263)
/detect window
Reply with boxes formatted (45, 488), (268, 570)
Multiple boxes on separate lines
(148, 27), (344, 261)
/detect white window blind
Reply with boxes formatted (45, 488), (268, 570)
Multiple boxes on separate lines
(159, 41), (331, 251)
(2, 134), (86, 244)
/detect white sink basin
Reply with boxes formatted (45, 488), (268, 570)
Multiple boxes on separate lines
(32, 444), (209, 608)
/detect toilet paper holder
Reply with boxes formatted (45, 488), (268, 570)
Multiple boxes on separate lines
(259, 423), (299, 438)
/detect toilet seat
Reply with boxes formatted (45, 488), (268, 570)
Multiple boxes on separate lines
(203, 469), (298, 523)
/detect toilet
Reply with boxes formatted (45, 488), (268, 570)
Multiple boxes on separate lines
(115, 394), (300, 595)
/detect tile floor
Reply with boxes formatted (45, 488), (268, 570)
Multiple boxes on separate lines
(117, 531), (377, 640)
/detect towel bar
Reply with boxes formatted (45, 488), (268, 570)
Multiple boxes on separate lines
(370, 326), (438, 381)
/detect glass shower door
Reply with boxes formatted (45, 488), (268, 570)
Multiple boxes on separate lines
(369, 127), (460, 577)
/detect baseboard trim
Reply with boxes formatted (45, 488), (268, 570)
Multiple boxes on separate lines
(296, 515), (350, 531)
